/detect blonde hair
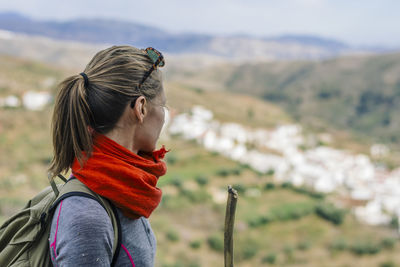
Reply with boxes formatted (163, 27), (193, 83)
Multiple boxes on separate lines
(48, 45), (163, 177)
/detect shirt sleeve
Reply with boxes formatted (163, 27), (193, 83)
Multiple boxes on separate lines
(49, 196), (114, 267)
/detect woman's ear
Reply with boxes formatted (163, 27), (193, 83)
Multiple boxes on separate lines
(133, 96), (147, 123)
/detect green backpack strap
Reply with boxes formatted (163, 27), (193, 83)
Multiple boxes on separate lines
(49, 174), (67, 197)
(49, 177), (121, 266)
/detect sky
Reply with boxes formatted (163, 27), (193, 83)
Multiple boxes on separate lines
(0, 0), (399, 47)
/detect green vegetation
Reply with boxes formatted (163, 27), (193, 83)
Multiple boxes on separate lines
(380, 261), (397, 267)
(297, 240), (311, 251)
(262, 253), (277, 264)
(166, 229), (180, 242)
(390, 215), (399, 229)
(269, 201), (315, 221)
(330, 239), (347, 252)
(328, 237), (398, 256)
(382, 237), (397, 250)
(2, 54), (400, 266)
(215, 167), (242, 177)
(315, 202), (346, 225)
(166, 152), (178, 165)
(194, 175), (209, 186)
(179, 188), (211, 203)
(264, 182), (275, 190)
(350, 241), (381, 255)
(207, 234), (224, 252)
(221, 53), (400, 148)
(236, 238), (259, 261)
(289, 186), (325, 199)
(247, 189), (339, 228)
(189, 240), (201, 249)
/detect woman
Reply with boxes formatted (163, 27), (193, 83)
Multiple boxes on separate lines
(48, 45), (169, 266)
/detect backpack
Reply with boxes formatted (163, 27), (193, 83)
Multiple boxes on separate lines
(0, 175), (121, 267)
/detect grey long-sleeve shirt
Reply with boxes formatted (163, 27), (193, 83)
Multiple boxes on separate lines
(49, 196), (157, 267)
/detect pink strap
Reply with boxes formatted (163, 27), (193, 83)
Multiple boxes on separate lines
(121, 244), (135, 267)
(50, 200), (63, 263)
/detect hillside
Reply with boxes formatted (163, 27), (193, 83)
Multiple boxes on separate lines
(170, 52), (400, 151)
(1, 54), (400, 266)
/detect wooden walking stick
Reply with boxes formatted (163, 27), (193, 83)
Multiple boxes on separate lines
(224, 185), (238, 267)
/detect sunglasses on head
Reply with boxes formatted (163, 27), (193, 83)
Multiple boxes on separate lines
(138, 47), (165, 88)
(131, 47), (165, 108)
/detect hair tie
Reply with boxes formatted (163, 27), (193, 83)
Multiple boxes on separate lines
(79, 72), (89, 88)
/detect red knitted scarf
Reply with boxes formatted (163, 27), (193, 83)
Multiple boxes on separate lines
(71, 133), (168, 219)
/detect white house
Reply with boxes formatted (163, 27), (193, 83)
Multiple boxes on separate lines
(166, 105), (400, 226)
(0, 95), (20, 108)
(22, 91), (52, 111)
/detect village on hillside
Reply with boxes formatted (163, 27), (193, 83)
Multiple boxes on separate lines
(2, 90), (400, 228)
(166, 105), (400, 227)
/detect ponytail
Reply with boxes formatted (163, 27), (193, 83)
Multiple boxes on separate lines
(48, 74), (93, 178)
(48, 45), (164, 178)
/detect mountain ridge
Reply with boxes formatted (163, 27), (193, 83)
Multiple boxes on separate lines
(0, 11), (385, 61)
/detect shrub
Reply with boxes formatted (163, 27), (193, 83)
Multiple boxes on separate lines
(166, 230), (180, 242)
(191, 87), (204, 94)
(281, 182), (292, 189)
(195, 175), (209, 186)
(210, 151), (219, 156)
(216, 168), (241, 177)
(350, 241), (381, 255)
(292, 186), (325, 199)
(235, 239), (259, 261)
(269, 202), (315, 221)
(189, 240), (202, 249)
(239, 163), (251, 170)
(266, 169), (275, 176)
(248, 215), (272, 228)
(315, 203), (345, 225)
(170, 177), (183, 189)
(231, 168), (242, 176)
(216, 168), (230, 177)
(180, 189), (210, 203)
(283, 245), (294, 254)
(240, 245), (258, 260)
(381, 237), (396, 250)
(207, 234), (224, 252)
(166, 153), (178, 165)
(283, 245), (294, 261)
(380, 261), (396, 267)
(330, 239), (347, 251)
(390, 216), (399, 229)
(297, 240), (311, 251)
(262, 253), (277, 264)
(308, 191), (325, 199)
(264, 182), (275, 190)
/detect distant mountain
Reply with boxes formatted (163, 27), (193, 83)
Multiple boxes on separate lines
(214, 52), (400, 146)
(0, 12), (212, 52)
(269, 34), (348, 51)
(0, 11), (380, 61)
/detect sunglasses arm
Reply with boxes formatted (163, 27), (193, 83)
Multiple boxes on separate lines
(138, 65), (156, 88)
